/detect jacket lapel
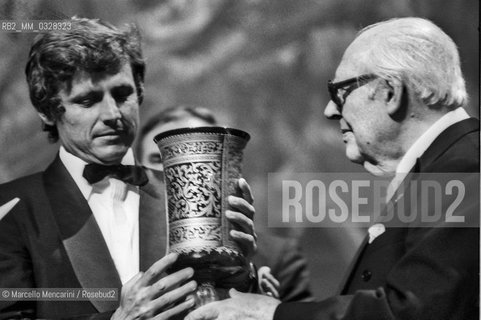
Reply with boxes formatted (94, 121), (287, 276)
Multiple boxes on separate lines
(338, 175), (412, 294)
(337, 235), (368, 294)
(43, 156), (121, 312)
(417, 118), (479, 170)
(339, 117), (479, 293)
(138, 169), (168, 271)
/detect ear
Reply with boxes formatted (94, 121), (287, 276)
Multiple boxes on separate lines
(38, 113), (55, 126)
(382, 78), (404, 116)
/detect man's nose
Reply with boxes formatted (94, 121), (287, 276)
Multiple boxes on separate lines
(324, 100), (341, 119)
(100, 94), (122, 123)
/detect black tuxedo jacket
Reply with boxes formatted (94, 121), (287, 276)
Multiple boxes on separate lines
(0, 156), (168, 319)
(274, 118), (480, 320)
(0, 154), (312, 319)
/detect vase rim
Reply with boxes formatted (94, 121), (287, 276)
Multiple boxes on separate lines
(153, 126), (250, 143)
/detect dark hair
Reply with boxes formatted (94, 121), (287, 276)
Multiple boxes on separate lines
(136, 105), (218, 156)
(25, 17), (145, 142)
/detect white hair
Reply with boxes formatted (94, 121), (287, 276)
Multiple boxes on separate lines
(359, 17), (467, 109)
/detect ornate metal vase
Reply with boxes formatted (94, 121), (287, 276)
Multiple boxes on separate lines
(154, 127), (251, 305)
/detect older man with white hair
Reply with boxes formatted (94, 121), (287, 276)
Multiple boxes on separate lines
(186, 17), (479, 320)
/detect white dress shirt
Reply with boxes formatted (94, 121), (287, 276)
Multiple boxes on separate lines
(59, 147), (140, 284)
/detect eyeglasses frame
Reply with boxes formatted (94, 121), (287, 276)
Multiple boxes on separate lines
(327, 74), (378, 111)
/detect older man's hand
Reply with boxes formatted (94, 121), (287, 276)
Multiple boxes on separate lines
(186, 289), (281, 320)
(226, 178), (257, 259)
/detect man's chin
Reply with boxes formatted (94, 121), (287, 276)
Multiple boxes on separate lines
(93, 146), (129, 164)
(363, 162), (394, 177)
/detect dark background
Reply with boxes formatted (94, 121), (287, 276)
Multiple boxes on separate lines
(0, 0), (478, 299)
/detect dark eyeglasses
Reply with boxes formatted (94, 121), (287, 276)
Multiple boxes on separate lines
(327, 74), (377, 111)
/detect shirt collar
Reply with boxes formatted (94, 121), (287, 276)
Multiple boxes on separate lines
(59, 146), (136, 199)
(386, 107), (470, 202)
(396, 107), (470, 175)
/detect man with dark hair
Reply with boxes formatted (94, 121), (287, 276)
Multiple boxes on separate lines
(25, 17), (146, 143)
(186, 17), (479, 320)
(0, 17), (256, 320)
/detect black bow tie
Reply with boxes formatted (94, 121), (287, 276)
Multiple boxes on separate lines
(83, 163), (149, 186)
